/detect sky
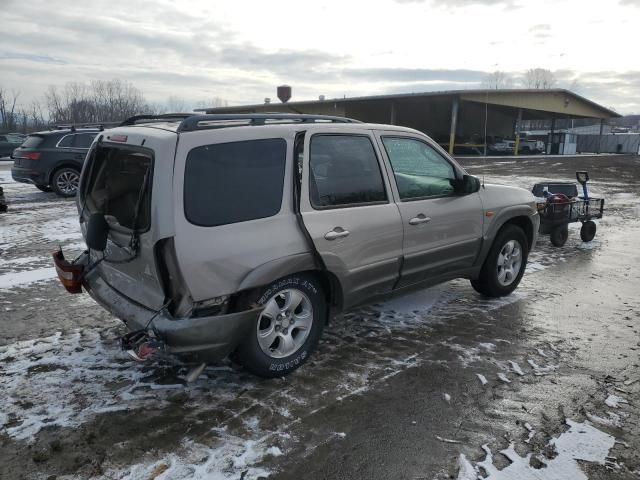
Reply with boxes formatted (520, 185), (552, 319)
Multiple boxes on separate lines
(1, 0), (639, 114)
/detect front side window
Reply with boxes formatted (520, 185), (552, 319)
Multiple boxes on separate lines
(382, 137), (455, 200)
(184, 138), (286, 227)
(309, 135), (387, 208)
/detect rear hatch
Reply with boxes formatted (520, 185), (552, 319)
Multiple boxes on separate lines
(78, 128), (177, 311)
(12, 134), (46, 164)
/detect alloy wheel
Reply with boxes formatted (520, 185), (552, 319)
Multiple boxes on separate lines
(496, 239), (522, 287)
(257, 289), (313, 359)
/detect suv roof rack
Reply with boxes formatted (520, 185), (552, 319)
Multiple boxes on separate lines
(49, 122), (118, 132)
(120, 113), (194, 126)
(119, 113), (361, 131)
(177, 114), (360, 132)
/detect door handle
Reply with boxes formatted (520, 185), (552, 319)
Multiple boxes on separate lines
(409, 214), (431, 225)
(324, 228), (350, 240)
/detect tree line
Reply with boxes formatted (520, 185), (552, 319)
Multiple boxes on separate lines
(483, 68), (566, 90)
(0, 79), (227, 133)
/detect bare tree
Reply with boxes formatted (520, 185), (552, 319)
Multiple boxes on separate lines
(523, 68), (557, 89)
(194, 97), (229, 110)
(482, 71), (514, 90)
(45, 79), (151, 124)
(166, 96), (189, 112)
(0, 88), (20, 131)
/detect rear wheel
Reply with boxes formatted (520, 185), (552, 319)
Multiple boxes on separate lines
(580, 220), (597, 242)
(235, 273), (325, 378)
(471, 225), (529, 297)
(35, 184), (52, 193)
(51, 167), (80, 197)
(550, 225), (569, 247)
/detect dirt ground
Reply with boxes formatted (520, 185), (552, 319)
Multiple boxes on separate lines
(0, 154), (639, 480)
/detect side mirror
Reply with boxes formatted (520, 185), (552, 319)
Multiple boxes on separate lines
(85, 213), (109, 251)
(453, 175), (481, 195)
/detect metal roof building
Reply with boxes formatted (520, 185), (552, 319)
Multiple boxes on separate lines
(199, 89), (619, 155)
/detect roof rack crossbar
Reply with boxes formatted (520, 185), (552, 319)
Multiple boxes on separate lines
(176, 114), (361, 132)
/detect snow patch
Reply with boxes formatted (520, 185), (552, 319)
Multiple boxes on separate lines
(497, 373), (511, 384)
(42, 216), (82, 242)
(605, 395), (628, 409)
(508, 361), (525, 376)
(458, 420), (616, 480)
(0, 267), (57, 290)
(476, 374), (488, 386)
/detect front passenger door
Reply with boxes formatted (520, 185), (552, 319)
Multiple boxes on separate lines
(377, 134), (484, 288)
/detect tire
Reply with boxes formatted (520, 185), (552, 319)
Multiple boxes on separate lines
(471, 224), (529, 297)
(51, 167), (80, 198)
(550, 225), (569, 247)
(580, 220), (597, 242)
(235, 273), (325, 378)
(35, 184), (52, 193)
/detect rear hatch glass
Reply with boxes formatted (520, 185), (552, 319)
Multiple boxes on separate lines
(20, 135), (45, 149)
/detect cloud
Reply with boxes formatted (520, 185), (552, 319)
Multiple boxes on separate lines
(395, 0), (518, 6)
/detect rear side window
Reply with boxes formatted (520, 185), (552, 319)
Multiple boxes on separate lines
(184, 138), (286, 227)
(309, 135), (387, 209)
(57, 135), (74, 147)
(22, 135), (44, 148)
(74, 133), (97, 148)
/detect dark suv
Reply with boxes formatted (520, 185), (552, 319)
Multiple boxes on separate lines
(11, 128), (100, 197)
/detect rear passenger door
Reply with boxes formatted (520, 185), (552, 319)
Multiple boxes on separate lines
(300, 130), (403, 309)
(375, 132), (484, 288)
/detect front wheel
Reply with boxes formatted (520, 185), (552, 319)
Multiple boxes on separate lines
(235, 273), (325, 378)
(51, 167), (80, 197)
(471, 225), (529, 297)
(580, 220), (597, 242)
(550, 225), (569, 247)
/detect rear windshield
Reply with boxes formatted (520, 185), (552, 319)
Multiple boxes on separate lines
(184, 138), (286, 227)
(83, 144), (153, 231)
(21, 135), (44, 148)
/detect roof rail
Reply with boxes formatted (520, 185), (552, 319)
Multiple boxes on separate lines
(49, 122), (119, 132)
(176, 114), (360, 132)
(119, 113), (193, 126)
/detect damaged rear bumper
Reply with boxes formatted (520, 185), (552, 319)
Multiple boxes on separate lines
(80, 260), (261, 362)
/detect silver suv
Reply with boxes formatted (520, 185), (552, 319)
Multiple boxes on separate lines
(53, 114), (539, 377)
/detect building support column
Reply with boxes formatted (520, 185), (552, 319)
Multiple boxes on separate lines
(547, 117), (556, 154)
(514, 108), (523, 156)
(449, 97), (459, 155)
(390, 102), (397, 125)
(597, 118), (604, 153)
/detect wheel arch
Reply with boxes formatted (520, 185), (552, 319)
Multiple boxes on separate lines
(48, 161), (82, 185)
(500, 215), (535, 250)
(235, 264), (345, 322)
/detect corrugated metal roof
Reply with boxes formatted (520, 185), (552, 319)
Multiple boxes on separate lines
(198, 88), (619, 118)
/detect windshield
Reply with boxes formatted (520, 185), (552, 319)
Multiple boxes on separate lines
(82, 143), (153, 232)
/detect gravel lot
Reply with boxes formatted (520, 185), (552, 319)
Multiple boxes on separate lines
(1, 155), (639, 480)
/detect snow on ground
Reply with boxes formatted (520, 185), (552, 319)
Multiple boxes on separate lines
(457, 420), (616, 480)
(0, 267), (57, 290)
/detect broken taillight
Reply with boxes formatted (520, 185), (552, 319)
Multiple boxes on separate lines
(52, 249), (85, 294)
